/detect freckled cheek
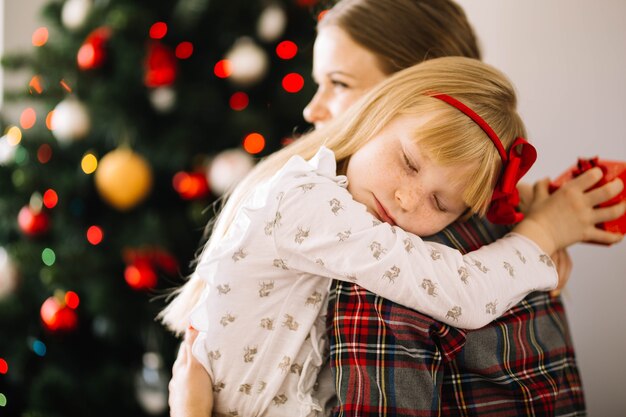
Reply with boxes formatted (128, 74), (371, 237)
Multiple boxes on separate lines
(403, 210), (449, 236)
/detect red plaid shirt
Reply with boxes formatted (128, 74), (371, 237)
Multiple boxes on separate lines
(326, 216), (585, 416)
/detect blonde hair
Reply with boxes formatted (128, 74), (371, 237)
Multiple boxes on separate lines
(159, 56), (526, 334)
(319, 0), (481, 73)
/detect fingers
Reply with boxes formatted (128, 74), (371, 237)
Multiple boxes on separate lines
(591, 201), (626, 224)
(583, 226), (625, 246)
(173, 327), (199, 373)
(185, 326), (199, 344)
(566, 167), (605, 191)
(585, 178), (624, 206)
(533, 178), (551, 201)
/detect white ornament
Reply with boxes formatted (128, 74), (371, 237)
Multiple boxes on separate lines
(149, 87), (177, 113)
(225, 37), (269, 87)
(61, 0), (93, 31)
(208, 148), (255, 195)
(257, 4), (287, 42)
(51, 97), (91, 144)
(0, 247), (18, 299)
(0, 135), (18, 165)
(135, 352), (168, 415)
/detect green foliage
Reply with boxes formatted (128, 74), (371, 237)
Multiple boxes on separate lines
(0, 0), (317, 415)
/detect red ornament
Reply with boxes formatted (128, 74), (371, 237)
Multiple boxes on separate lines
(77, 27), (112, 70)
(282, 73), (304, 93)
(144, 42), (178, 88)
(124, 260), (157, 290)
(18, 205), (50, 236)
(123, 247), (179, 290)
(297, 0), (319, 6)
(40, 293), (79, 332)
(172, 171), (210, 200)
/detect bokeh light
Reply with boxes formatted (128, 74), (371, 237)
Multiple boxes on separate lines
(65, 291), (80, 309)
(149, 22), (168, 39)
(0, 393), (6, 407)
(214, 59), (232, 78)
(81, 153), (98, 174)
(45, 111), (55, 130)
(60, 79), (72, 93)
(42, 248), (56, 266)
(38, 144), (53, 164)
(77, 44), (97, 69)
(32, 340), (46, 356)
(43, 189), (58, 209)
(229, 92), (249, 111)
(276, 40), (298, 60)
(125, 264), (157, 289)
(6, 126), (22, 146)
(0, 358), (7, 374)
(282, 73), (304, 93)
(20, 108), (37, 130)
(175, 41), (193, 59)
(29, 75), (44, 94)
(32, 27), (49, 47)
(243, 132), (266, 155)
(86, 226), (103, 245)
(14, 148), (29, 166)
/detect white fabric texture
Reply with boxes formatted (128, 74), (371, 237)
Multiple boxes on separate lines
(189, 147), (557, 417)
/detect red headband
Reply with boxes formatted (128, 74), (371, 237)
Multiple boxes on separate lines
(431, 93), (537, 224)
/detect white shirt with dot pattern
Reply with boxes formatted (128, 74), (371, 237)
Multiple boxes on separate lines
(189, 147), (558, 417)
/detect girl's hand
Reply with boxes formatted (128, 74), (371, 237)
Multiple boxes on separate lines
(169, 327), (213, 417)
(513, 167), (625, 255)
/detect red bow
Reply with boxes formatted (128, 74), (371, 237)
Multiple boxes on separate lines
(486, 137), (537, 224)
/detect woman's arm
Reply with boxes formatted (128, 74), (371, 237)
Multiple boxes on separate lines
(169, 328), (213, 417)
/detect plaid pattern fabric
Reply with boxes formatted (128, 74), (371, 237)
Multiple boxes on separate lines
(327, 215), (586, 416)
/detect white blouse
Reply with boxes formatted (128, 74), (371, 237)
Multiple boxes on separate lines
(190, 147), (557, 417)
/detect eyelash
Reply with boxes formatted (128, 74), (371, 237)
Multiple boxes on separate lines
(330, 79), (349, 89)
(434, 196), (448, 213)
(403, 152), (418, 173)
(403, 152), (448, 213)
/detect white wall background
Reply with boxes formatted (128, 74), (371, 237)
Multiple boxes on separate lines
(2, 0), (625, 415)
(456, 1), (626, 415)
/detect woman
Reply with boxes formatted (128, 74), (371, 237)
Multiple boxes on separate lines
(169, 1), (590, 415)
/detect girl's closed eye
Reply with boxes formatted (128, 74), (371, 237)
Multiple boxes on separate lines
(402, 151), (419, 173)
(433, 195), (448, 213)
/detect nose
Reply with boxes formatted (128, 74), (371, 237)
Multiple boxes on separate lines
(395, 185), (422, 213)
(303, 90), (331, 126)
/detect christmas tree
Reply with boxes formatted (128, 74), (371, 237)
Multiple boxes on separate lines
(0, 0), (319, 415)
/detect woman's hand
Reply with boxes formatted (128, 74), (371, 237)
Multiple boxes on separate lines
(550, 248), (573, 295)
(169, 327), (213, 417)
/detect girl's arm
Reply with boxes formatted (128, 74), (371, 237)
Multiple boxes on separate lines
(272, 167), (623, 330)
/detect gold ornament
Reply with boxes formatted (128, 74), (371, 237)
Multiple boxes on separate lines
(95, 148), (153, 210)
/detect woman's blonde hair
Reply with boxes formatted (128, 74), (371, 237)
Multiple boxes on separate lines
(159, 56), (526, 334)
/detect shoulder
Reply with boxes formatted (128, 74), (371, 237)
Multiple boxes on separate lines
(271, 147), (348, 198)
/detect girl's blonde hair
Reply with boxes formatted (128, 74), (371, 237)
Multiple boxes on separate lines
(159, 56), (526, 334)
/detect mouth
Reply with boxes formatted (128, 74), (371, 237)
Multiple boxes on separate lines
(374, 196), (397, 226)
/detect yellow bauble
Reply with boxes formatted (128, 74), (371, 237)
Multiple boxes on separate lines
(95, 148), (153, 210)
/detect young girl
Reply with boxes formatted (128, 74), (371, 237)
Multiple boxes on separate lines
(161, 57), (622, 416)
